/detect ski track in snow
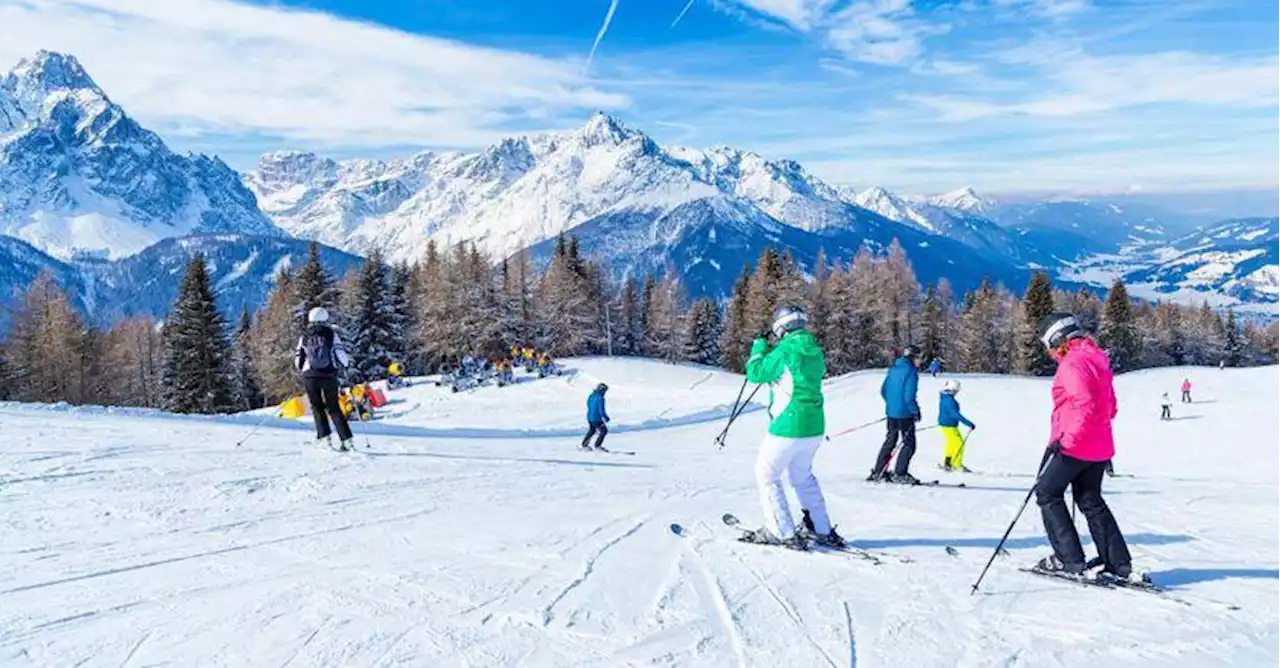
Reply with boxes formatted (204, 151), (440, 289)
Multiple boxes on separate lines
(0, 361), (1276, 666)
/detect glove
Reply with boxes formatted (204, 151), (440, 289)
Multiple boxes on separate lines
(1047, 441), (1062, 454)
(756, 327), (773, 340)
(912, 413), (921, 423)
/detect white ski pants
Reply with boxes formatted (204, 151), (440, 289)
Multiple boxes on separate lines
(756, 434), (831, 539)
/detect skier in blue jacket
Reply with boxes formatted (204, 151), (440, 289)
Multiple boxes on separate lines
(869, 345), (922, 484)
(581, 383), (611, 451)
(938, 379), (976, 472)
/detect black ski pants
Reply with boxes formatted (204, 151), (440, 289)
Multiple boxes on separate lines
(873, 418), (917, 476)
(1181, 390), (1191, 403)
(1160, 406), (1172, 420)
(305, 376), (353, 441)
(582, 421), (608, 449)
(1036, 453), (1131, 571)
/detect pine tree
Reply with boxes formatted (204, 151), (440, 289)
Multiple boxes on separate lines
(229, 309), (264, 411)
(919, 284), (944, 366)
(645, 271), (685, 361)
(1098, 279), (1140, 371)
(615, 280), (641, 356)
(4, 271), (98, 404)
(718, 264), (752, 371)
(1223, 308), (1242, 367)
(1015, 271), (1056, 375)
(161, 255), (235, 414)
(293, 242), (338, 328)
(346, 249), (398, 381)
(681, 297), (722, 365)
(387, 262), (416, 369)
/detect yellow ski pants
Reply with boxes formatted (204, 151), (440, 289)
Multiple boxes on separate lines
(941, 426), (965, 469)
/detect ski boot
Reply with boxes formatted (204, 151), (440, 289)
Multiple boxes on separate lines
(941, 457), (953, 472)
(317, 435), (333, 450)
(799, 510), (847, 548)
(890, 472), (921, 485)
(1034, 554), (1086, 576)
(338, 439), (354, 452)
(866, 469), (890, 482)
(593, 444), (609, 453)
(740, 528), (809, 551)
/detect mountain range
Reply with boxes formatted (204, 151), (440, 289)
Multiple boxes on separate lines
(0, 50), (1275, 328)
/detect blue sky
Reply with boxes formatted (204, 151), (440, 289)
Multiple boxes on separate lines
(2, 0), (1277, 201)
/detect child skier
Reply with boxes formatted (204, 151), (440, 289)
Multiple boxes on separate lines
(1181, 378), (1192, 403)
(1033, 313), (1137, 580)
(294, 307), (355, 451)
(869, 345), (922, 484)
(938, 380), (976, 472)
(928, 358), (942, 377)
(581, 383), (610, 451)
(1160, 393), (1173, 420)
(741, 305), (843, 550)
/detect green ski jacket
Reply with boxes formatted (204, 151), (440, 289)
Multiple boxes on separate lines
(744, 329), (826, 438)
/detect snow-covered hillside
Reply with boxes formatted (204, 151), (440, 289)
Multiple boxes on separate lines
(2, 360), (1275, 666)
(0, 51), (280, 260)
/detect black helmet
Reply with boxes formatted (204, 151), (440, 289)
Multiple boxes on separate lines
(596, 383), (609, 393)
(901, 344), (921, 359)
(1039, 313), (1083, 350)
(770, 305), (808, 338)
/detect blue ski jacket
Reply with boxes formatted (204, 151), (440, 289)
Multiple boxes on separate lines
(881, 357), (920, 419)
(586, 389), (609, 424)
(938, 393), (974, 428)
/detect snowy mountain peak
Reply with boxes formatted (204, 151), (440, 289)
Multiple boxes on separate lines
(929, 186), (994, 213)
(1, 51), (280, 260)
(6, 50), (99, 96)
(577, 111), (639, 146)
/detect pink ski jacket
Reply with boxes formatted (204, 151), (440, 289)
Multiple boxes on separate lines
(1049, 337), (1117, 462)
(1181, 379), (1191, 392)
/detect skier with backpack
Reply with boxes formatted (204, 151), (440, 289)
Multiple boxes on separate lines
(294, 307), (355, 451)
(869, 345), (923, 484)
(938, 379), (976, 472)
(739, 305), (843, 550)
(581, 383), (611, 451)
(1032, 313), (1137, 581)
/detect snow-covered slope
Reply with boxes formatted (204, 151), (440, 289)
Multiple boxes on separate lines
(2, 361), (1276, 666)
(1122, 217), (1279, 310)
(0, 51), (280, 260)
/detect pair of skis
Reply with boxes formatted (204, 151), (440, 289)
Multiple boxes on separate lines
(670, 513), (911, 565)
(868, 478), (967, 489)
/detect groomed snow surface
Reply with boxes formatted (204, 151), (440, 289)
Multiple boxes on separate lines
(1, 358), (1276, 667)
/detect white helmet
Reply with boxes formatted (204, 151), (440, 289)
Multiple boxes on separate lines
(941, 379), (961, 395)
(307, 306), (330, 324)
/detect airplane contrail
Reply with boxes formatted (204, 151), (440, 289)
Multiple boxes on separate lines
(670, 0), (696, 27)
(585, 0), (621, 70)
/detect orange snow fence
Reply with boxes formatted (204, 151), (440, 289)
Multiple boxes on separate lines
(280, 395), (309, 419)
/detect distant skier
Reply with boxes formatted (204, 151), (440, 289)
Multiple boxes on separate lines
(1160, 392), (1173, 420)
(928, 358), (942, 377)
(741, 305), (843, 549)
(581, 383), (610, 451)
(294, 307), (355, 451)
(869, 344), (922, 484)
(1181, 378), (1192, 403)
(938, 380), (976, 472)
(1033, 313), (1136, 580)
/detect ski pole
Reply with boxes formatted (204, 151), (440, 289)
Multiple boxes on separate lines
(235, 408), (283, 447)
(714, 377), (750, 444)
(954, 428), (974, 465)
(970, 448), (1057, 595)
(716, 383), (762, 449)
(825, 417), (887, 441)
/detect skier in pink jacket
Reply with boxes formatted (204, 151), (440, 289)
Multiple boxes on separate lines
(1033, 313), (1135, 580)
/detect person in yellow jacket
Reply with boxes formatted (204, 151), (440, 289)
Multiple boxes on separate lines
(387, 361), (406, 389)
(938, 379), (976, 472)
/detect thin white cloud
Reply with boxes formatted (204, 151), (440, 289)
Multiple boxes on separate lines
(718, 0), (939, 66)
(0, 0), (628, 149)
(904, 50), (1279, 120)
(586, 0), (621, 70)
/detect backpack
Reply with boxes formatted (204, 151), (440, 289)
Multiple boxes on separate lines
(303, 327), (334, 372)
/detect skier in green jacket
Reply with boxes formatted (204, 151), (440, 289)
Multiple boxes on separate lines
(742, 305), (844, 549)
